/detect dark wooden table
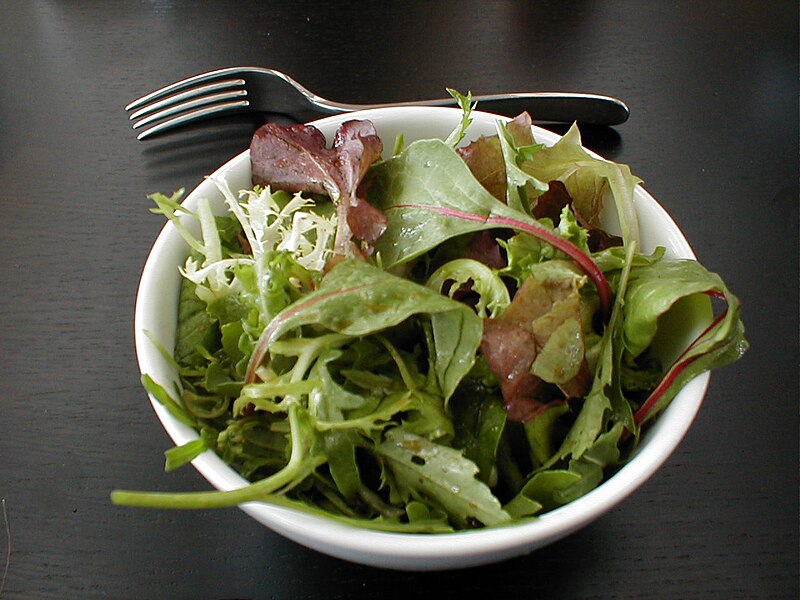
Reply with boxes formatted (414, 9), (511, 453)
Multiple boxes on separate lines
(1, 1), (797, 598)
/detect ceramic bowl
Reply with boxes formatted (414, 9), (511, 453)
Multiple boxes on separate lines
(134, 107), (710, 570)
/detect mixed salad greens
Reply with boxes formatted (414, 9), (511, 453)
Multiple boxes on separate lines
(113, 94), (747, 532)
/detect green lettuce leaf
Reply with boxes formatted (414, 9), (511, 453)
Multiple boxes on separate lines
(624, 258), (733, 357)
(495, 120), (548, 213)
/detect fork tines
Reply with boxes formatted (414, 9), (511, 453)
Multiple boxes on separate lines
(126, 75), (250, 140)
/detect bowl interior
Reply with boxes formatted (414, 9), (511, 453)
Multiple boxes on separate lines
(134, 107), (710, 570)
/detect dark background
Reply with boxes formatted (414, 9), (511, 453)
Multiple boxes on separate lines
(1, 1), (797, 598)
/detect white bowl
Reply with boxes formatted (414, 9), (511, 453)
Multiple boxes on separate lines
(134, 107), (710, 571)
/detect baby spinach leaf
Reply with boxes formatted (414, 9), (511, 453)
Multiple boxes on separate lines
(555, 422), (623, 504)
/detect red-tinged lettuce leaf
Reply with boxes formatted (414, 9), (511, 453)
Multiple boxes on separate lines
(480, 273), (591, 423)
(506, 111), (536, 146)
(456, 112), (540, 204)
(457, 135), (506, 201)
(480, 319), (547, 422)
(623, 259), (748, 426)
(462, 229), (507, 270)
(250, 120), (386, 252)
(251, 123), (337, 195)
(331, 121), (387, 246)
(531, 179), (573, 222)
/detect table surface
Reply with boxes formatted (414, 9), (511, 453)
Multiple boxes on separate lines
(1, 1), (797, 598)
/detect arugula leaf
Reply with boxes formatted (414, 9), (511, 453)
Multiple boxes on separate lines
(112, 403), (325, 509)
(507, 422), (623, 516)
(451, 390), (507, 486)
(556, 242), (637, 460)
(163, 428), (217, 472)
(376, 428), (512, 527)
(321, 429), (362, 500)
(230, 490), (454, 533)
(245, 259), (483, 402)
(524, 403), (571, 468)
(141, 374), (195, 428)
(556, 422), (623, 504)
(444, 88), (476, 147)
(308, 348), (380, 422)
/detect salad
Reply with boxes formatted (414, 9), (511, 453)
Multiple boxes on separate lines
(113, 95), (747, 532)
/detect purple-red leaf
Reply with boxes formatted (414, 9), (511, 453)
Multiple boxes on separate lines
(480, 275), (590, 422)
(251, 123), (338, 196)
(250, 120), (387, 253)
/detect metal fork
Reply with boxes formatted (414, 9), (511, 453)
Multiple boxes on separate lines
(125, 66), (630, 140)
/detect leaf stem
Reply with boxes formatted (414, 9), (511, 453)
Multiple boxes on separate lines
(111, 405), (323, 509)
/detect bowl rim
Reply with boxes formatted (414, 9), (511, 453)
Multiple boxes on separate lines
(133, 106), (710, 569)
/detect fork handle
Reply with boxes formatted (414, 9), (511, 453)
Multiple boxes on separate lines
(415, 93), (629, 126)
(326, 93), (630, 126)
